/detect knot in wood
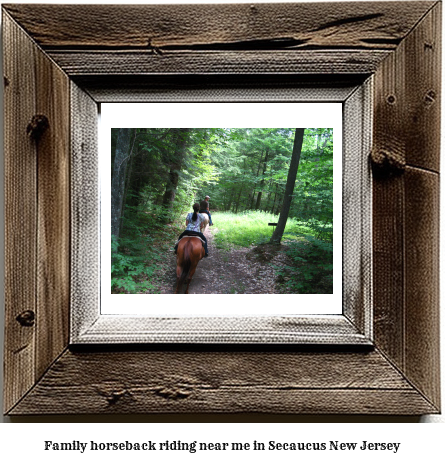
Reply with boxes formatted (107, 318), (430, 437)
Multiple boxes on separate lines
(370, 148), (405, 178)
(424, 90), (436, 105)
(154, 386), (191, 400)
(105, 390), (128, 405)
(96, 385), (130, 405)
(27, 114), (49, 141)
(16, 310), (35, 327)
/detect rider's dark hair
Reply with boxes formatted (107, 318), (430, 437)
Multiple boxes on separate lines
(192, 202), (200, 222)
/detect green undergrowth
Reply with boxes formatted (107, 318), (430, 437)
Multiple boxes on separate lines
(212, 210), (315, 249)
(213, 210), (333, 294)
(275, 236), (333, 294)
(111, 204), (183, 294)
(112, 207), (333, 294)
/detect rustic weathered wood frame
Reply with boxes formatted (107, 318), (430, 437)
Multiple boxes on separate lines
(3, 2), (441, 415)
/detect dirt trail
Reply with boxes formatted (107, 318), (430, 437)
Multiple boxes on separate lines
(157, 226), (293, 294)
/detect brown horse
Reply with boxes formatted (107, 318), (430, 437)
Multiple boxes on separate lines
(175, 236), (205, 294)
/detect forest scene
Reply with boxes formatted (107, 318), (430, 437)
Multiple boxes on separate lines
(111, 127), (334, 294)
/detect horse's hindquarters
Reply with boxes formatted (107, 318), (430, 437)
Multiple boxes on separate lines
(175, 237), (205, 293)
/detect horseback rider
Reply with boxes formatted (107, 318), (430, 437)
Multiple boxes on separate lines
(175, 202), (209, 257)
(199, 195), (213, 226)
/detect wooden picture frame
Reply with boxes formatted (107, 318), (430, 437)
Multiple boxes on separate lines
(2, 2), (441, 415)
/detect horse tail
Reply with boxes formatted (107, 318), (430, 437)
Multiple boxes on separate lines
(177, 240), (192, 288)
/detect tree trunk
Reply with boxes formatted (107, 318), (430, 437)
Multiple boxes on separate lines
(249, 151), (263, 209)
(227, 187), (235, 211)
(255, 149), (269, 210)
(234, 185), (244, 214)
(161, 128), (189, 211)
(270, 128), (305, 244)
(254, 191), (263, 210)
(249, 190), (256, 210)
(265, 179), (274, 212)
(119, 132), (139, 237)
(275, 194), (283, 216)
(111, 128), (133, 239)
(162, 162), (181, 206)
(271, 183), (278, 213)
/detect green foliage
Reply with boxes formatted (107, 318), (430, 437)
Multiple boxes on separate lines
(111, 235), (157, 293)
(196, 128), (333, 236)
(212, 211), (316, 249)
(212, 211), (333, 294)
(275, 236), (333, 294)
(112, 126), (334, 294)
(111, 201), (178, 293)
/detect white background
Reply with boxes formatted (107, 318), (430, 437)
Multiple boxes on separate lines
(101, 103), (342, 315)
(1, 0), (444, 462)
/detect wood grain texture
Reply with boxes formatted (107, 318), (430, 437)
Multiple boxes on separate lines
(74, 316), (370, 345)
(2, 2), (435, 49)
(404, 2), (441, 172)
(342, 80), (372, 336)
(80, 76), (364, 103)
(3, 12), (38, 414)
(3, 2), (433, 79)
(8, 349), (437, 415)
(404, 168), (440, 407)
(35, 36), (71, 381)
(70, 83), (99, 338)
(46, 50), (390, 76)
(372, 2), (441, 411)
(2, 2), (441, 416)
(372, 175), (405, 367)
(372, 9), (407, 371)
(372, 2), (441, 172)
(3, 10), (71, 412)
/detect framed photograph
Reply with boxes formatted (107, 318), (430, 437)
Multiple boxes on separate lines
(3, 2), (440, 415)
